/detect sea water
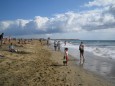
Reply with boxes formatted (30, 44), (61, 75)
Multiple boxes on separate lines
(60, 40), (115, 60)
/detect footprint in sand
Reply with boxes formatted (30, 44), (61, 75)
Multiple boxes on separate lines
(77, 74), (80, 76)
(78, 83), (83, 86)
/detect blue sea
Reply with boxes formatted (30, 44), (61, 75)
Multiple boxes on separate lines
(59, 40), (115, 59)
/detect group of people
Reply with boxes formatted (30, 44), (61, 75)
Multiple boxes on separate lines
(1, 32), (85, 66)
(53, 40), (85, 66)
(0, 33), (13, 46)
(54, 41), (61, 51)
(63, 41), (84, 66)
(0, 33), (28, 53)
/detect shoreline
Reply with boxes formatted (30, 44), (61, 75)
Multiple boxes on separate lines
(0, 40), (114, 86)
(67, 47), (115, 84)
(48, 42), (114, 86)
(60, 45), (115, 84)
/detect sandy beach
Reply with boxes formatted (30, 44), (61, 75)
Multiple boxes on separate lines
(0, 40), (114, 86)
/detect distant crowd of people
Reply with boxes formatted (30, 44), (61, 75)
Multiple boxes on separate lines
(0, 33), (34, 53)
(1, 33), (85, 66)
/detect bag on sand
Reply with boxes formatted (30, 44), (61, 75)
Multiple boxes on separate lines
(63, 56), (67, 63)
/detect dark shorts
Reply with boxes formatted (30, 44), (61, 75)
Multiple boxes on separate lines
(80, 50), (84, 54)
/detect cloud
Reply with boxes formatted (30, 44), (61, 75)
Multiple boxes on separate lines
(81, 10), (115, 30)
(0, 0), (115, 36)
(85, 0), (115, 7)
(0, 12), (83, 36)
(107, 4), (115, 16)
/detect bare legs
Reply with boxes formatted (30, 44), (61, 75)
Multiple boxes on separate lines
(0, 40), (3, 47)
(80, 52), (85, 64)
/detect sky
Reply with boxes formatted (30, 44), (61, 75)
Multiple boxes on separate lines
(0, 0), (115, 40)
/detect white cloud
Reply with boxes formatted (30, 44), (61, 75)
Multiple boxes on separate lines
(33, 16), (49, 30)
(0, 21), (13, 30)
(0, 10), (115, 36)
(85, 0), (115, 7)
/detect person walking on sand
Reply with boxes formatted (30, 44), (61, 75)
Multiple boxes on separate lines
(79, 42), (85, 64)
(57, 41), (61, 51)
(54, 41), (57, 51)
(0, 33), (4, 46)
(63, 48), (68, 66)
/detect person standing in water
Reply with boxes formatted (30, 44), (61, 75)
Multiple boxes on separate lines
(79, 42), (85, 64)
(64, 41), (66, 46)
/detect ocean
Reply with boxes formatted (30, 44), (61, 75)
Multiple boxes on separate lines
(60, 40), (115, 60)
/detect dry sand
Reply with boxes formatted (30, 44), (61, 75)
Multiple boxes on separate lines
(0, 40), (114, 86)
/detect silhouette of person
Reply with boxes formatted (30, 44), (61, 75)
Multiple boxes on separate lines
(79, 42), (85, 64)
(0, 33), (4, 46)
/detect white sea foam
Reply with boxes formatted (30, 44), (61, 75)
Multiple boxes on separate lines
(60, 41), (115, 59)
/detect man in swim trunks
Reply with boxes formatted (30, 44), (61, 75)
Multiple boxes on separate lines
(79, 42), (85, 64)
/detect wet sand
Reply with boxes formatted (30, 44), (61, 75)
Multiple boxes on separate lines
(84, 52), (115, 84)
(63, 47), (115, 85)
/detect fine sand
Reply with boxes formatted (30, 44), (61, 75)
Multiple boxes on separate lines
(0, 40), (114, 86)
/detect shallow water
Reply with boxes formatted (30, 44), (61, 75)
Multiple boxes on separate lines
(50, 40), (115, 84)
